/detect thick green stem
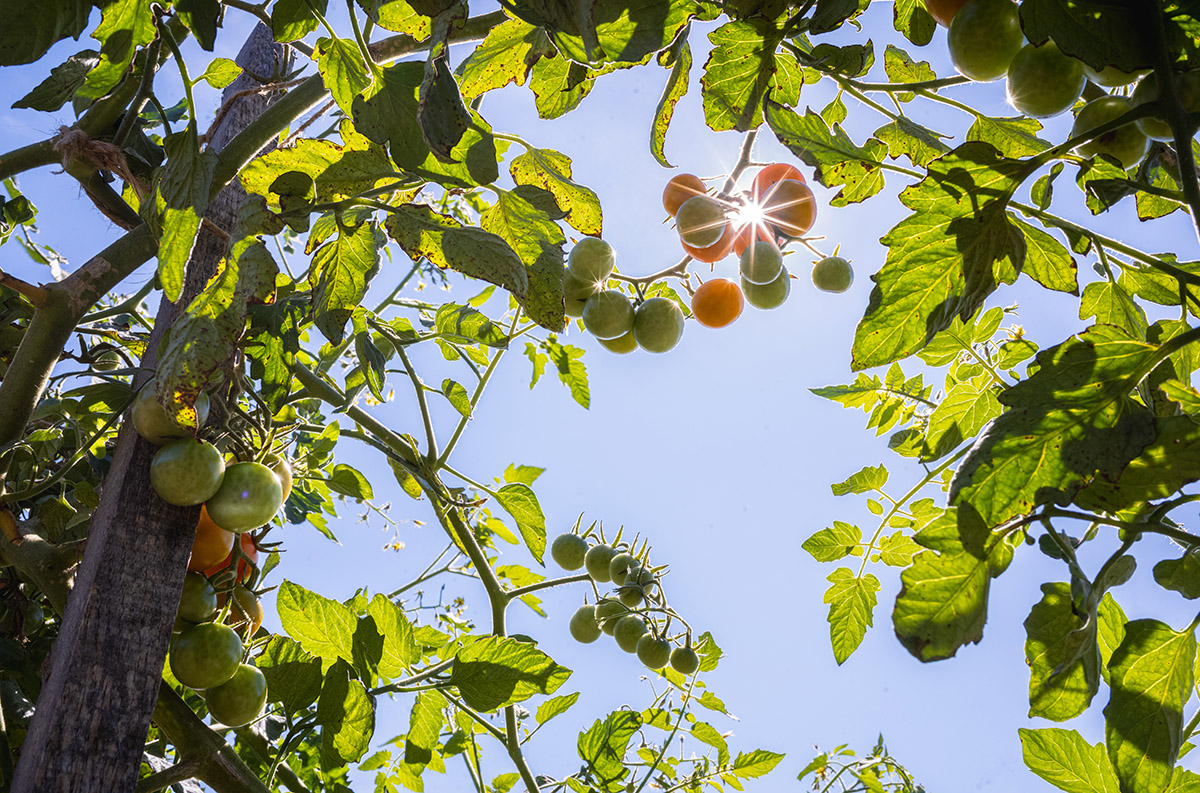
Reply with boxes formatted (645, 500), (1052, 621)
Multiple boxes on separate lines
(1148, 5), (1200, 244)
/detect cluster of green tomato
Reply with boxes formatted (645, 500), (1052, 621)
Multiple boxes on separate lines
(134, 378), (290, 534)
(170, 571), (267, 727)
(564, 238), (687, 354)
(550, 530), (701, 675)
(944, 0), (1197, 169)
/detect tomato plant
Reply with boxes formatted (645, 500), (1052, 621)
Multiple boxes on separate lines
(632, 297), (685, 353)
(924, 0), (969, 26)
(567, 237), (616, 283)
(149, 439), (225, 507)
(947, 0), (1023, 82)
(569, 605), (602, 643)
(204, 664), (267, 727)
(636, 634), (671, 669)
(205, 462), (283, 533)
(812, 257), (854, 293)
(187, 506), (234, 573)
(551, 533), (588, 570)
(131, 383), (210, 446)
(1006, 42), (1086, 119)
(676, 196), (728, 248)
(1071, 96), (1150, 169)
(582, 290), (635, 340)
(176, 573), (218, 624)
(169, 623), (243, 690)
(692, 279), (745, 328)
(739, 241), (784, 286)
(742, 269), (792, 309)
(760, 179), (816, 238)
(204, 534), (259, 585)
(613, 615), (648, 653)
(662, 173), (708, 216)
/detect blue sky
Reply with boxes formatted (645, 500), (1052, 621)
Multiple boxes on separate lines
(3, 2), (1200, 790)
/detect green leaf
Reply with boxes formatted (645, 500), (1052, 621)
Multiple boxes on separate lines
(541, 0), (696, 66)
(1079, 281), (1147, 339)
(1104, 619), (1196, 793)
(510, 147), (602, 236)
(156, 128), (218, 303)
(823, 568), (879, 664)
(456, 17), (550, 102)
(922, 374), (1002, 460)
(195, 57), (242, 89)
(1138, 152), (1185, 221)
(765, 103), (887, 206)
(1020, 728), (1120, 793)
(967, 116), (1051, 159)
(355, 0), (430, 39)
(352, 61), (499, 187)
(691, 721), (729, 764)
(651, 36), (691, 168)
(1024, 582), (1100, 722)
(882, 44), (935, 100)
(241, 120), (398, 204)
(441, 379), (471, 418)
(258, 635), (323, 717)
(1011, 216), (1078, 294)
(1098, 593), (1128, 686)
(494, 483), (546, 564)
(851, 143), (1025, 370)
(732, 749), (786, 779)
(803, 522), (862, 562)
(309, 221), (381, 343)
(578, 711), (640, 787)
(893, 511), (1015, 661)
(404, 690), (446, 765)
(366, 594), (420, 677)
(13, 49), (98, 111)
(448, 635), (571, 711)
(891, 0), (935, 46)
(878, 531), (921, 567)
(701, 19), (802, 132)
(317, 37), (372, 116)
(175, 0), (219, 50)
(1019, 0), (1152, 73)
(1155, 551), (1200, 601)
(77, 0), (155, 101)
(543, 338), (590, 408)
(950, 324), (1159, 528)
(529, 54), (595, 119)
(1076, 416), (1200, 515)
(504, 464), (544, 485)
(272, 0), (326, 41)
(277, 580), (358, 669)
(536, 692), (579, 724)
(480, 189), (566, 331)
(317, 661), (376, 769)
(328, 463), (373, 500)
(0, 0), (89, 66)
(873, 117), (948, 167)
(434, 303), (508, 348)
(418, 51), (472, 163)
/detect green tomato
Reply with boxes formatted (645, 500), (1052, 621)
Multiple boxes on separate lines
(205, 664), (267, 727)
(675, 196), (727, 248)
(132, 382), (211, 445)
(613, 615), (648, 653)
(1083, 63), (1147, 88)
(669, 645), (700, 675)
(551, 533), (588, 570)
(1131, 72), (1200, 141)
(1006, 41), (1085, 119)
(947, 0), (1023, 82)
(150, 439), (225, 507)
(608, 553), (638, 586)
(594, 599), (627, 635)
(812, 257), (853, 293)
(1071, 96), (1149, 170)
(170, 622), (243, 690)
(598, 330), (637, 354)
(567, 237), (615, 282)
(569, 605), (602, 643)
(617, 584), (645, 608)
(739, 241), (783, 286)
(633, 298), (685, 354)
(564, 269), (598, 318)
(585, 544), (617, 582)
(93, 350), (122, 372)
(636, 635), (671, 669)
(205, 462), (284, 533)
(742, 267), (791, 310)
(178, 573), (218, 623)
(582, 290), (635, 340)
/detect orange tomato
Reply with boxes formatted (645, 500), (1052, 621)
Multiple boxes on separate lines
(662, 174), (708, 217)
(204, 533), (259, 584)
(691, 279), (745, 328)
(761, 179), (816, 238)
(732, 221), (781, 258)
(925, 0), (969, 26)
(188, 505), (235, 573)
(681, 221), (735, 262)
(751, 163), (806, 204)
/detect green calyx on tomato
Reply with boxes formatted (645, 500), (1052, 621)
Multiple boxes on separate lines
(170, 622), (243, 690)
(150, 439), (225, 506)
(132, 382), (211, 445)
(205, 461), (283, 533)
(205, 664), (267, 726)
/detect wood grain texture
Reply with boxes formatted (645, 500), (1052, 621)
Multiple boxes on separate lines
(13, 24), (291, 793)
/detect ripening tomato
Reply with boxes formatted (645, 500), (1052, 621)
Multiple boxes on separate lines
(691, 279), (744, 328)
(680, 221), (734, 262)
(924, 0), (969, 26)
(188, 506), (235, 573)
(204, 533), (259, 584)
(662, 174), (708, 216)
(751, 163), (805, 204)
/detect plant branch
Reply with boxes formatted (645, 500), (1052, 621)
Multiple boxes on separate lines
(506, 572), (591, 601)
